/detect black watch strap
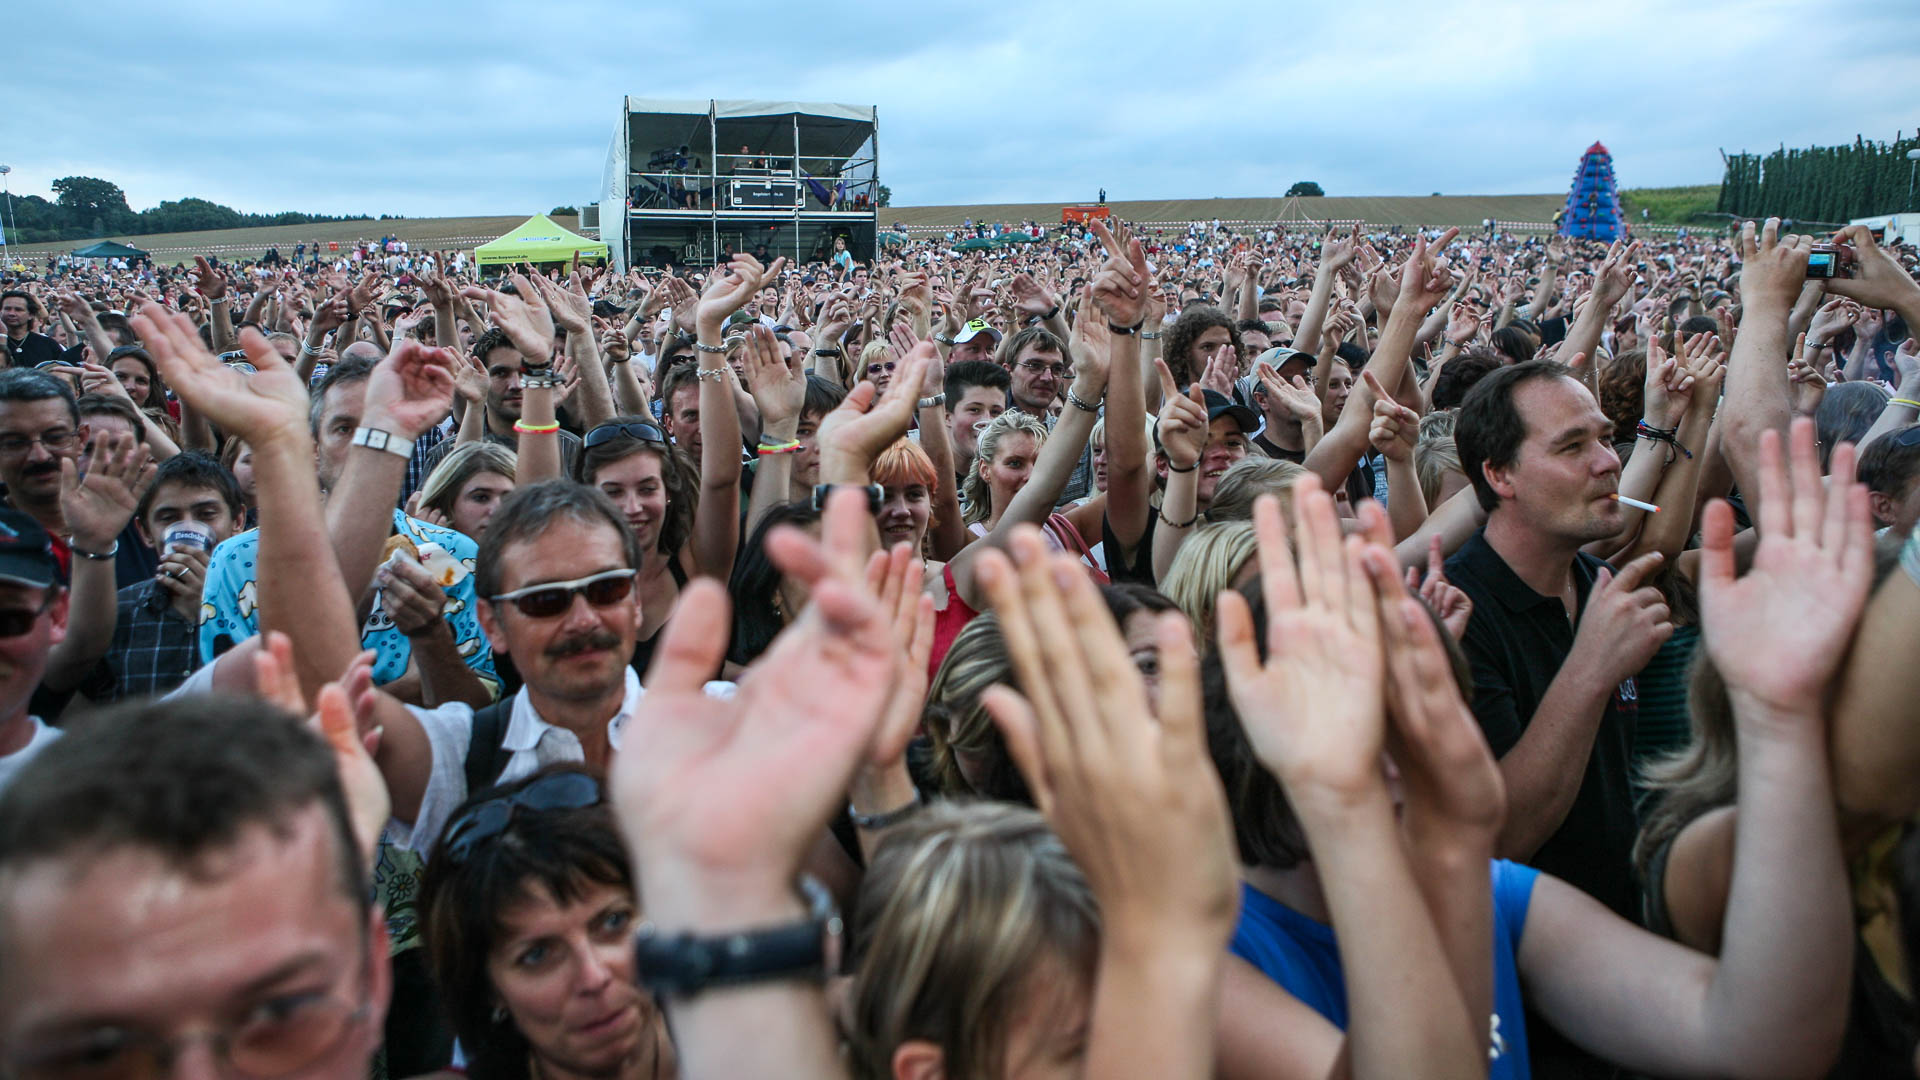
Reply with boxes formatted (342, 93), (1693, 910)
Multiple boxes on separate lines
(633, 877), (842, 998)
(812, 483), (883, 515)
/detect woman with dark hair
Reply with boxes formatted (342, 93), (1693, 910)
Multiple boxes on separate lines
(572, 417), (714, 675)
(421, 764), (675, 1080)
(724, 500), (820, 669)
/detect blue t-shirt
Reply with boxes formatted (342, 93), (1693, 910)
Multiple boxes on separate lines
(1230, 859), (1538, 1079)
(199, 509), (496, 694)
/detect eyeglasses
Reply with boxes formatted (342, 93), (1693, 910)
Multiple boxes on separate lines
(584, 421), (667, 448)
(865, 361), (896, 377)
(1016, 360), (1068, 378)
(4, 971), (372, 1080)
(442, 771), (603, 864)
(0, 428), (79, 458)
(489, 568), (636, 618)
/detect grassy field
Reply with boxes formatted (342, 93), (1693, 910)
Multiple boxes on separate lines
(1619, 184), (1723, 225)
(3, 215), (584, 266)
(5, 185), (1720, 266)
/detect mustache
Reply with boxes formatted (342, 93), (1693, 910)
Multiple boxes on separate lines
(546, 630), (623, 659)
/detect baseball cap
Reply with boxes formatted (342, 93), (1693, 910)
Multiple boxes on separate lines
(1200, 389), (1259, 435)
(1256, 346), (1317, 373)
(953, 319), (1002, 346)
(0, 509), (64, 589)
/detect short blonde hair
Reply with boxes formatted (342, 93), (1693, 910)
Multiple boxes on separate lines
(848, 801), (1099, 1080)
(418, 442), (518, 523)
(961, 410), (1050, 527)
(1205, 457), (1308, 524)
(1160, 520), (1258, 651)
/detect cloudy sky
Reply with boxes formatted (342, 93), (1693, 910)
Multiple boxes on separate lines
(4, 0), (1910, 218)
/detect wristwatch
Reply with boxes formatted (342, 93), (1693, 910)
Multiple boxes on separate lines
(633, 876), (843, 998)
(351, 426), (415, 459)
(812, 483), (884, 515)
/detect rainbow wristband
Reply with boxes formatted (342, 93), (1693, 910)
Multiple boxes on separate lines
(757, 439), (802, 456)
(513, 420), (561, 435)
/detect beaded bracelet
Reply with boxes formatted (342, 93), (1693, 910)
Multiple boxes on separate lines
(513, 420), (561, 434)
(694, 367), (729, 382)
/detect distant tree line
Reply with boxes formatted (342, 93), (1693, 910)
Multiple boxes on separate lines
(1718, 133), (1920, 224)
(1, 176), (375, 244)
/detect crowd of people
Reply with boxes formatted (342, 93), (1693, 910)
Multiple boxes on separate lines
(2, 206), (1920, 1080)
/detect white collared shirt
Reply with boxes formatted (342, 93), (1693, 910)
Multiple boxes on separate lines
(395, 667), (733, 858)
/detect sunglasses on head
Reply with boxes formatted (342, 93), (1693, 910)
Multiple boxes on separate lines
(584, 420), (667, 448)
(490, 568), (637, 618)
(442, 771), (603, 864)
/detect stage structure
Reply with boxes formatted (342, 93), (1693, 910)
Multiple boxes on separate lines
(600, 98), (878, 272)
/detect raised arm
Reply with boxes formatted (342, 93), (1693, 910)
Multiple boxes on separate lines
(43, 432), (152, 691)
(1293, 224), (1359, 359)
(688, 256), (785, 578)
(1088, 219), (1155, 551)
(1562, 241), (1639, 398)
(530, 273), (617, 429)
(1719, 219), (1810, 529)
(979, 528), (1236, 1080)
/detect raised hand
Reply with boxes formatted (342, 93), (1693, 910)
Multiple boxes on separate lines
(1445, 301), (1481, 347)
(1394, 228), (1460, 318)
(1362, 546), (1505, 835)
(361, 338), (458, 439)
(1154, 361), (1209, 472)
(1255, 361), (1320, 422)
(1008, 273), (1058, 321)
(1824, 224), (1920, 315)
(1367, 386), (1420, 463)
(1699, 418), (1872, 716)
(62, 431), (154, 552)
(1737, 218), (1813, 313)
(375, 555), (449, 637)
(132, 305), (309, 444)
(979, 527), (1237, 947)
(742, 324), (805, 428)
(1216, 483), (1387, 796)
(529, 273), (593, 336)
(1320, 223), (1362, 272)
(191, 255), (228, 301)
(696, 254), (787, 333)
(1404, 534), (1472, 641)
(1640, 338), (1696, 430)
(1803, 297), (1856, 346)
(816, 347), (933, 484)
(614, 488), (903, 929)
(461, 273), (556, 362)
(77, 362), (134, 404)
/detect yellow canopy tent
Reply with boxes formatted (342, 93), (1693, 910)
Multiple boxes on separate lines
(473, 214), (609, 268)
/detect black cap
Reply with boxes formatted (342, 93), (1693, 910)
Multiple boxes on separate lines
(1200, 389), (1259, 434)
(0, 509), (64, 589)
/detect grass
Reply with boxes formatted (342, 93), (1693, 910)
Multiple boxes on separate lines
(3, 215), (582, 266)
(1619, 185), (1723, 225)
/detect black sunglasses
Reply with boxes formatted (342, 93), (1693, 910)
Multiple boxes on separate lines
(0, 591), (55, 640)
(1893, 425), (1920, 449)
(584, 421), (668, 448)
(442, 771), (602, 863)
(866, 360), (897, 376)
(490, 568), (637, 618)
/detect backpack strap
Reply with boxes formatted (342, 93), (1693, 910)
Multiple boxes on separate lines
(462, 698), (515, 796)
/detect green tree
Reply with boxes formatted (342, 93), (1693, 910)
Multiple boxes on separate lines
(876, 185), (891, 207)
(1286, 181), (1324, 197)
(549, 205), (578, 217)
(52, 176), (134, 235)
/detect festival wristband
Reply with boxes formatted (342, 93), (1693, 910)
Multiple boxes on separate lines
(513, 420), (561, 434)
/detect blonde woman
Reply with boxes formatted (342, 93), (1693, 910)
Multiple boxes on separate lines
(1158, 520), (1258, 653)
(410, 441), (517, 542)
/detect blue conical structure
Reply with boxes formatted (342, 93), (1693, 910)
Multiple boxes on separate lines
(1558, 142), (1625, 241)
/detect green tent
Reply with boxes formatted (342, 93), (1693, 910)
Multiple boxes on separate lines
(474, 214), (609, 268)
(954, 236), (995, 252)
(878, 231), (909, 247)
(994, 233), (1039, 246)
(72, 240), (149, 259)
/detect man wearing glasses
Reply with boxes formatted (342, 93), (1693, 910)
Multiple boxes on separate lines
(0, 509), (69, 790)
(1002, 326), (1093, 504)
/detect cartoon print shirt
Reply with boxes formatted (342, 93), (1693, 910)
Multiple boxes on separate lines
(198, 509), (496, 694)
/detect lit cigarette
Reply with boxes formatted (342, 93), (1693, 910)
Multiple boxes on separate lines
(1611, 493), (1660, 513)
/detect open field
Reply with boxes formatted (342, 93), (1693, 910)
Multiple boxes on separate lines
(4, 186), (1719, 266)
(1, 215), (584, 265)
(886, 193), (1571, 231)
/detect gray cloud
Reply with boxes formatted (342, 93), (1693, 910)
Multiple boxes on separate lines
(3, 0), (1911, 218)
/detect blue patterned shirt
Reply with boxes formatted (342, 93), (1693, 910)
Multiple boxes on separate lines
(198, 509), (496, 693)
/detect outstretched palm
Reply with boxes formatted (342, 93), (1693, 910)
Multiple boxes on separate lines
(132, 305), (309, 444)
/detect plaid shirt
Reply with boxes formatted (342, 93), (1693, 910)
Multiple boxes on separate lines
(80, 579), (200, 704)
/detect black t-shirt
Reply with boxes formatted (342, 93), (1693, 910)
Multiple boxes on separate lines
(1444, 528), (1641, 921)
(5, 332), (61, 369)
